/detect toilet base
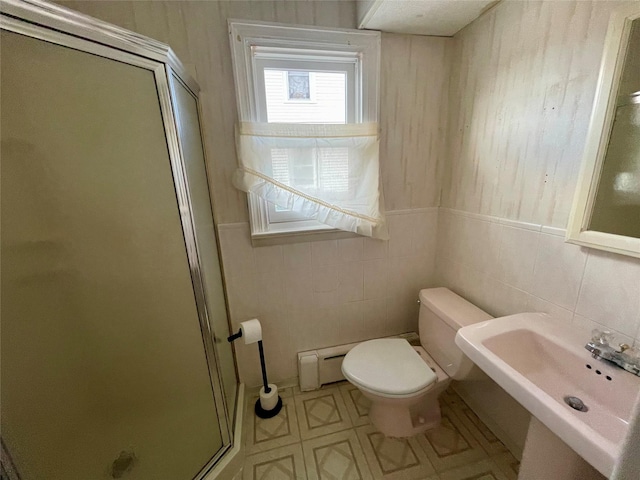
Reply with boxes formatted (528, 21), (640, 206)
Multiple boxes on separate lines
(344, 345), (451, 438)
(368, 392), (442, 437)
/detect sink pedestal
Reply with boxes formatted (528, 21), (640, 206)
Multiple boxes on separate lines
(519, 418), (605, 480)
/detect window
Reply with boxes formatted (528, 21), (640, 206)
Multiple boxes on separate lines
(229, 20), (385, 240)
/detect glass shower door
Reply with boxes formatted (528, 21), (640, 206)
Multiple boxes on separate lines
(169, 74), (238, 420)
(1, 25), (227, 480)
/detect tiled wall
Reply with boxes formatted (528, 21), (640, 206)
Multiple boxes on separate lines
(219, 209), (438, 387)
(437, 209), (640, 346)
(438, 0), (640, 345)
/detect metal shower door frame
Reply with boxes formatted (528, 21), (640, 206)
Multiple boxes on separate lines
(0, 1), (235, 477)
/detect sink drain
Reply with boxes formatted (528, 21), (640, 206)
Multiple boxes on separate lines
(564, 396), (588, 412)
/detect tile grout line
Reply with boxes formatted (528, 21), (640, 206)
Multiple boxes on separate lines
(572, 248), (590, 318)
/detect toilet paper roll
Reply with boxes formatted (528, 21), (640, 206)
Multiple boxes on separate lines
(239, 318), (262, 345)
(260, 384), (279, 411)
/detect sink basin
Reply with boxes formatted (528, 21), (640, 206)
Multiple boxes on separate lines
(455, 312), (640, 477)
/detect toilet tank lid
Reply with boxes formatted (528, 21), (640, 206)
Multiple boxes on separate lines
(419, 288), (493, 330)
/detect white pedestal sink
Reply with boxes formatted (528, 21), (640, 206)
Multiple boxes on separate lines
(455, 312), (640, 478)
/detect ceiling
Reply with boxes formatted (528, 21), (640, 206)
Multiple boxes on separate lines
(358, 0), (500, 37)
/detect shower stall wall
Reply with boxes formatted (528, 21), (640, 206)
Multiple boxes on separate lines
(0, 1), (238, 478)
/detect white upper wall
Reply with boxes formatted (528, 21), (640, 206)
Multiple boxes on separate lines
(442, 0), (638, 228)
(58, 0), (447, 224)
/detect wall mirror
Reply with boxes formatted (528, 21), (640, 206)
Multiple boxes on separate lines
(567, 4), (640, 258)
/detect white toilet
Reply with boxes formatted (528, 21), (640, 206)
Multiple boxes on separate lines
(341, 287), (492, 438)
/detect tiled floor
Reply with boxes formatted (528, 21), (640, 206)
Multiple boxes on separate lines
(241, 383), (520, 480)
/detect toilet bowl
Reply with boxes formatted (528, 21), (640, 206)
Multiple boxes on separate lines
(341, 288), (492, 437)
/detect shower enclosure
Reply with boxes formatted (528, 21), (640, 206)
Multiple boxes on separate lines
(1, 1), (238, 478)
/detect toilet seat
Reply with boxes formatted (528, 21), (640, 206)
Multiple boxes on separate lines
(342, 338), (437, 398)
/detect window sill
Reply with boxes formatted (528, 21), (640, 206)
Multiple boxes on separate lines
(250, 225), (360, 247)
(247, 194), (361, 246)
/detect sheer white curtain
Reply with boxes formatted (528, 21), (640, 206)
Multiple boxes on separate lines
(234, 122), (388, 239)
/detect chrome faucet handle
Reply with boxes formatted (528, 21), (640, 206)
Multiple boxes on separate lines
(591, 329), (614, 346)
(617, 343), (631, 354)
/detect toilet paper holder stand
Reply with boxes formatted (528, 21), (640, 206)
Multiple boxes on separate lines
(228, 329), (283, 419)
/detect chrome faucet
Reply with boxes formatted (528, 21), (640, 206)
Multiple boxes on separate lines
(585, 329), (640, 377)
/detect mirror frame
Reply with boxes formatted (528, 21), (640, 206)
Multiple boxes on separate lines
(566, 3), (640, 258)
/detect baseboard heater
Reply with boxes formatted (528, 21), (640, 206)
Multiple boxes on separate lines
(297, 332), (419, 391)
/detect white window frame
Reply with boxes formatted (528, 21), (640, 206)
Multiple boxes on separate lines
(229, 20), (380, 240)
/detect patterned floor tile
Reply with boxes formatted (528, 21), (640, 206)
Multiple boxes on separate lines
(489, 452), (520, 480)
(355, 424), (436, 480)
(438, 459), (509, 480)
(302, 429), (373, 480)
(339, 383), (370, 426)
(294, 387), (353, 440)
(243, 385), (519, 480)
(244, 395), (301, 454)
(441, 388), (465, 407)
(416, 404), (488, 473)
(447, 398), (508, 456)
(243, 443), (308, 480)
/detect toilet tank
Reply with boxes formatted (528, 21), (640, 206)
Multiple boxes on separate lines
(419, 288), (493, 380)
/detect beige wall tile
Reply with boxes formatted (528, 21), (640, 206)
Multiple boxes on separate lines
(526, 296), (574, 324)
(495, 225), (540, 292)
(530, 234), (588, 311)
(337, 302), (365, 345)
(337, 262), (365, 303)
(413, 210), (439, 257)
(363, 259), (389, 300)
(485, 280), (530, 319)
(255, 245), (284, 273)
(284, 268), (314, 309)
(387, 214), (414, 258)
(363, 237), (388, 260)
(311, 240), (339, 267)
(436, 209), (640, 351)
(361, 298), (388, 340)
(575, 250), (640, 338)
(283, 243), (312, 270)
(338, 238), (364, 263)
